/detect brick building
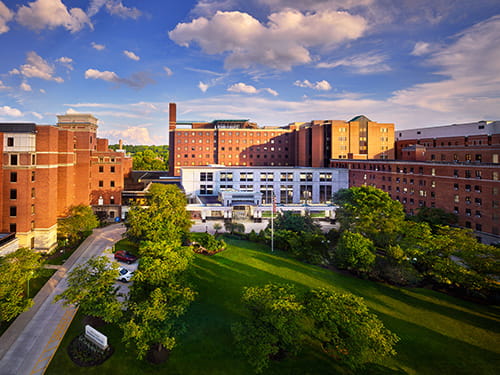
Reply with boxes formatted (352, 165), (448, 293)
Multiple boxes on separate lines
(0, 114), (132, 251)
(332, 120), (500, 243)
(168, 103), (394, 176)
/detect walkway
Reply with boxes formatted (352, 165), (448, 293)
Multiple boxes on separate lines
(0, 224), (126, 375)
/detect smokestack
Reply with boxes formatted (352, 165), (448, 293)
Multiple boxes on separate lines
(119, 139), (123, 150)
(169, 103), (177, 130)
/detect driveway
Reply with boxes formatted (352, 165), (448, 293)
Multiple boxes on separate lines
(0, 224), (126, 375)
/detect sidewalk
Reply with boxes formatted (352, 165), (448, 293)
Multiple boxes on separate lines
(0, 224), (126, 375)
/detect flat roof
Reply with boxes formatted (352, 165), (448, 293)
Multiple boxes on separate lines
(0, 123), (37, 133)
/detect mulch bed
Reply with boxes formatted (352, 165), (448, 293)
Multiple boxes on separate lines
(67, 334), (114, 367)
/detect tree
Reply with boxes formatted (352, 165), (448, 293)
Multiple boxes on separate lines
(126, 184), (192, 244)
(409, 207), (458, 232)
(304, 288), (399, 369)
(334, 186), (405, 248)
(122, 285), (195, 360)
(213, 223), (222, 234)
(271, 211), (321, 234)
(232, 284), (304, 373)
(133, 149), (167, 171)
(55, 256), (123, 323)
(333, 231), (376, 274)
(0, 248), (42, 323)
(58, 205), (99, 245)
(224, 221), (245, 234)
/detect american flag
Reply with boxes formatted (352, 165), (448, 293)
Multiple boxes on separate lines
(272, 195), (277, 214)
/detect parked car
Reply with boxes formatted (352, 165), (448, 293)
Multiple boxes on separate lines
(114, 250), (137, 264)
(117, 267), (134, 283)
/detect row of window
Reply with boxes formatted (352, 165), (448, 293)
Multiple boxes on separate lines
(98, 166), (116, 173)
(8, 205), (35, 216)
(207, 172), (334, 182)
(98, 180), (116, 187)
(177, 131), (288, 137)
(9, 171), (36, 182)
(9, 188), (36, 200)
(7, 154), (36, 166)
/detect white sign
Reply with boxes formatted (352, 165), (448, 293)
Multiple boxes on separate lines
(85, 325), (109, 350)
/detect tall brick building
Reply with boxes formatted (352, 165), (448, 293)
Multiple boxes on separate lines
(168, 103), (394, 176)
(332, 121), (500, 243)
(0, 114), (132, 251)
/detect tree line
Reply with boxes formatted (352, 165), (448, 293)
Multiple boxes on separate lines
(109, 144), (169, 171)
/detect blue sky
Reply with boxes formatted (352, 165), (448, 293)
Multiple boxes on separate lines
(1, 0), (500, 145)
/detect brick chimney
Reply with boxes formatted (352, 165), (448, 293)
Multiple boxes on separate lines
(119, 139), (123, 150)
(169, 103), (176, 130)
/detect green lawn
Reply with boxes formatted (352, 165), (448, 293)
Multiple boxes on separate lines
(47, 238), (500, 375)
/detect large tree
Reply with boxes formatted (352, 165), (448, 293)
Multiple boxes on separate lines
(58, 205), (99, 245)
(133, 149), (167, 171)
(334, 186), (405, 248)
(126, 184), (192, 244)
(304, 288), (399, 369)
(55, 256), (123, 323)
(0, 248), (42, 323)
(333, 230), (376, 274)
(232, 284), (304, 373)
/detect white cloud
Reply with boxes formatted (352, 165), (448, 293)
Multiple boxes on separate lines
(16, 0), (92, 32)
(66, 108), (79, 114)
(0, 79), (10, 90)
(191, 0), (236, 16)
(31, 111), (43, 119)
(391, 15), (500, 115)
(317, 52), (390, 74)
(198, 81), (209, 92)
(105, 0), (142, 19)
(84, 68), (155, 89)
(411, 41), (432, 56)
(163, 66), (173, 76)
(14, 51), (64, 83)
(0, 106), (23, 117)
(294, 79), (332, 91)
(227, 82), (279, 95)
(20, 82), (32, 91)
(57, 56), (73, 70)
(39, 88), (46, 93)
(169, 9), (367, 70)
(91, 42), (106, 50)
(100, 126), (154, 144)
(85, 68), (120, 82)
(0, 1), (13, 34)
(265, 88), (279, 96)
(123, 50), (140, 61)
(227, 82), (258, 94)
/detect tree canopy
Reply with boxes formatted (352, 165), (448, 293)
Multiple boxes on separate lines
(126, 184), (192, 244)
(58, 205), (98, 245)
(55, 256), (123, 323)
(0, 248), (42, 322)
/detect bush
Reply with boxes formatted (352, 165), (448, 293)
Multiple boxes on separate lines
(190, 233), (226, 254)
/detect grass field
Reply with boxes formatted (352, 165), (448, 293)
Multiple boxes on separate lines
(46, 237), (500, 375)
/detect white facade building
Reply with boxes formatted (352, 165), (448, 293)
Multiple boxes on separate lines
(181, 166), (349, 221)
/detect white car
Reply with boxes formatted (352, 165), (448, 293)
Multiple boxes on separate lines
(117, 267), (134, 283)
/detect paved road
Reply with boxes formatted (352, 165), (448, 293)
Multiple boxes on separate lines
(0, 224), (126, 375)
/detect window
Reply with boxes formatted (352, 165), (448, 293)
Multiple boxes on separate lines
(465, 196), (471, 204)
(10, 206), (17, 217)
(260, 172), (274, 182)
(200, 185), (213, 195)
(475, 170), (482, 179)
(31, 171), (35, 182)
(99, 166), (104, 173)
(9, 223), (16, 232)
(110, 180), (115, 187)
(466, 208), (471, 216)
(475, 198), (482, 206)
(454, 183), (459, 190)
(280, 185), (293, 204)
(240, 172), (253, 182)
(31, 188), (35, 198)
(110, 166), (115, 173)
(31, 154), (36, 165)
(453, 207), (459, 214)
(476, 223), (482, 231)
(10, 172), (17, 183)
(220, 172), (233, 181)
(10, 154), (18, 166)
(300, 173), (313, 182)
(465, 184), (471, 192)
(7, 137), (14, 146)
(99, 180), (104, 187)
(465, 170), (471, 178)
(475, 154), (482, 162)
(200, 172), (214, 181)
(10, 189), (17, 200)
(454, 195), (459, 203)
(319, 173), (332, 182)
(319, 185), (333, 203)
(31, 204), (35, 215)
(475, 185), (482, 193)
(280, 172), (293, 182)
(110, 196), (115, 204)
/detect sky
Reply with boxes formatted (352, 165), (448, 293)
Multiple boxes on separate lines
(0, 0), (500, 145)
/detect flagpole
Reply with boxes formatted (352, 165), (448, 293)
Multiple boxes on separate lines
(271, 192), (275, 252)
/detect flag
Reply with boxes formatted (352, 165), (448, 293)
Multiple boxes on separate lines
(272, 195), (277, 214)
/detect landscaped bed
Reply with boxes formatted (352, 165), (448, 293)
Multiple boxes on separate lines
(46, 237), (500, 375)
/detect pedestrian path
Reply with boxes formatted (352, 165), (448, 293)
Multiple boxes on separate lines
(0, 224), (125, 375)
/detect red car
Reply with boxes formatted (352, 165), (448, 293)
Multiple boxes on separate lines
(114, 250), (137, 264)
